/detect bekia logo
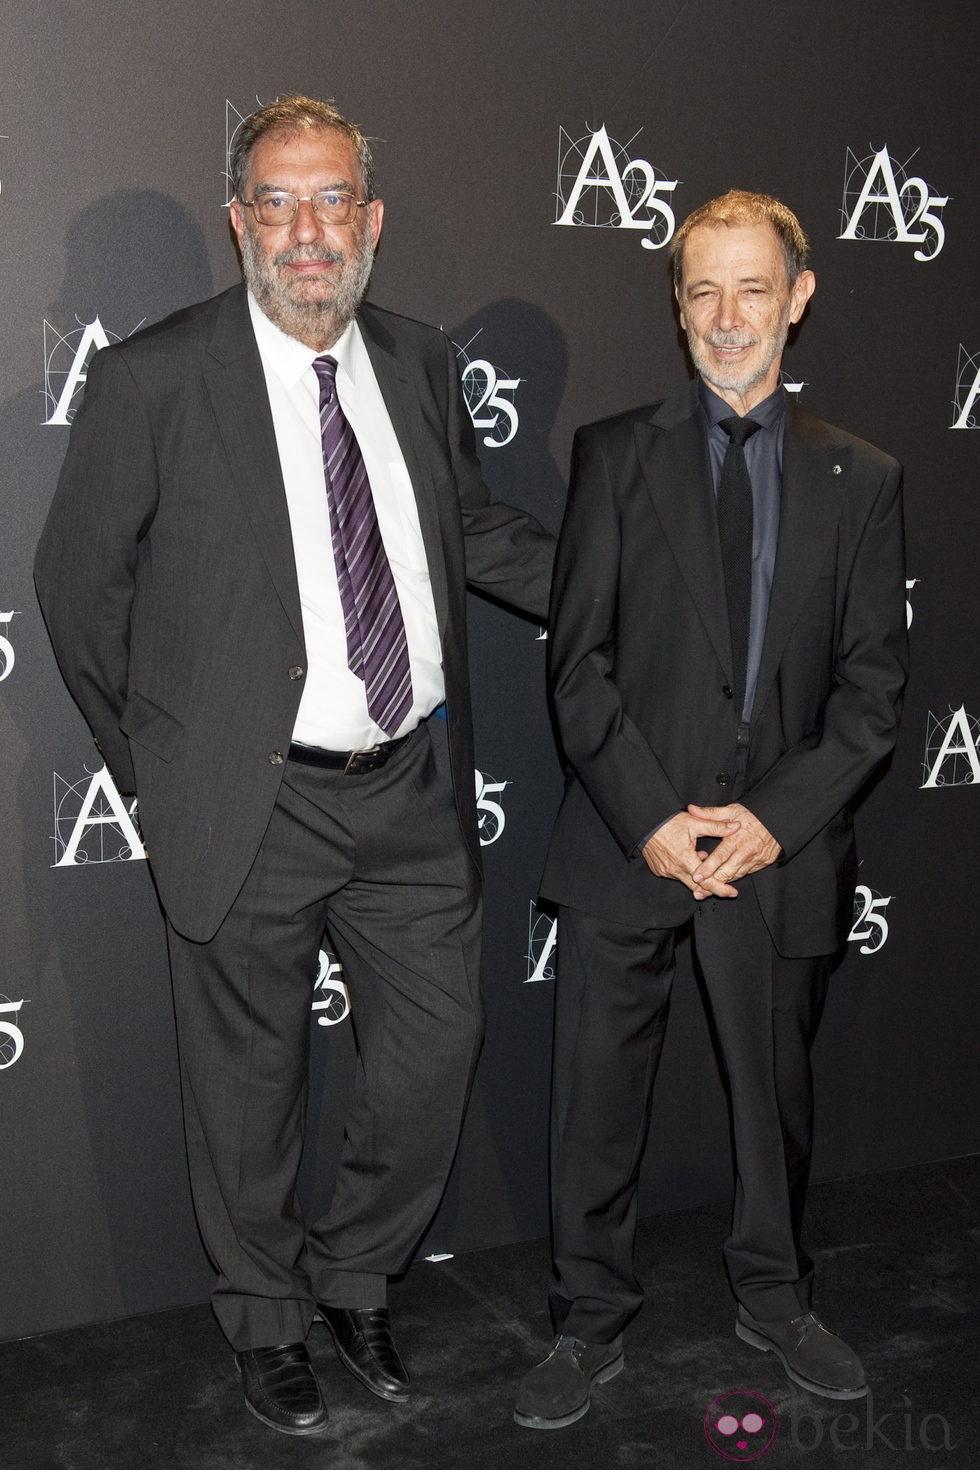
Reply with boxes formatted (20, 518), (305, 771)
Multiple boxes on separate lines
(43, 317), (144, 426)
(0, 994), (26, 1071)
(455, 331), (522, 449)
(475, 770), (510, 846)
(0, 609), (19, 682)
(526, 901), (557, 984)
(838, 146), (949, 262)
(312, 949), (350, 1028)
(52, 765), (145, 867)
(705, 1389), (778, 1460)
(950, 345), (980, 429)
(555, 125), (679, 250)
(921, 706), (980, 788)
(705, 1387), (954, 1457)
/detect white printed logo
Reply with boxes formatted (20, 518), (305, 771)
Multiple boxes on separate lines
(52, 766), (145, 866)
(312, 949), (351, 1027)
(838, 146), (949, 262)
(43, 317), (143, 425)
(779, 369), (807, 398)
(555, 125), (679, 251)
(848, 884), (892, 955)
(921, 706), (980, 788)
(0, 995), (26, 1070)
(0, 610), (19, 682)
(455, 330), (522, 448)
(526, 902), (558, 984)
(475, 770), (510, 846)
(905, 578), (919, 629)
(950, 346), (980, 429)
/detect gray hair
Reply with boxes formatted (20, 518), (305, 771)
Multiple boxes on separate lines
(230, 94), (377, 201)
(671, 189), (809, 285)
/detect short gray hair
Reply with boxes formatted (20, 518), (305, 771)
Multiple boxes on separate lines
(230, 94), (377, 202)
(671, 189), (809, 286)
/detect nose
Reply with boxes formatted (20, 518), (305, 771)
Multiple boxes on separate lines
(715, 289), (744, 332)
(290, 197), (325, 244)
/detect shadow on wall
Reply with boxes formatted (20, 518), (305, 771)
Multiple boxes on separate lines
(0, 190), (217, 1338)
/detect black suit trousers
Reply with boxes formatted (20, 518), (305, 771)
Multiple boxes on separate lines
(166, 719), (483, 1351)
(549, 886), (830, 1343)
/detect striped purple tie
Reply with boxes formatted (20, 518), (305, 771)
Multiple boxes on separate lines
(312, 356), (413, 737)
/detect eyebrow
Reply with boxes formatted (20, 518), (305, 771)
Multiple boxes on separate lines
(686, 274), (774, 291)
(252, 179), (359, 196)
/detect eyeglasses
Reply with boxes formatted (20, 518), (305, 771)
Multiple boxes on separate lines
(241, 190), (368, 226)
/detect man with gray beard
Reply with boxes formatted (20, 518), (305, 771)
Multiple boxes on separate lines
(35, 95), (553, 1436)
(515, 191), (907, 1428)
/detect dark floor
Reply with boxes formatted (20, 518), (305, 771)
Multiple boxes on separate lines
(3, 1157), (979, 1469)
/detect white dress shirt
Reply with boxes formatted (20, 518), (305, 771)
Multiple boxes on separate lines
(248, 293), (444, 748)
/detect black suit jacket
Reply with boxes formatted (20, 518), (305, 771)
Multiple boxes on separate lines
(35, 285), (553, 941)
(540, 382), (908, 958)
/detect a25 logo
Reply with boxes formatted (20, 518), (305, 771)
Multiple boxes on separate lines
(555, 125), (679, 251)
(475, 770), (509, 846)
(0, 610), (18, 682)
(0, 998), (26, 1069)
(839, 145), (949, 262)
(848, 885), (892, 955)
(312, 949), (350, 1027)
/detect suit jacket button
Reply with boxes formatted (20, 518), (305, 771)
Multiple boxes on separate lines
(721, 684), (734, 699)
(269, 751), (285, 766)
(716, 772), (730, 786)
(288, 665), (304, 680)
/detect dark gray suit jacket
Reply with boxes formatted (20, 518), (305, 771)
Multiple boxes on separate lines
(540, 382), (908, 958)
(35, 285), (553, 941)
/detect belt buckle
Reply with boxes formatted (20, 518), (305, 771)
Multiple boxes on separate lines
(344, 744), (382, 774)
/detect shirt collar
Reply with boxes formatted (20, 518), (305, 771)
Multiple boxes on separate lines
(698, 378), (787, 433)
(246, 290), (360, 391)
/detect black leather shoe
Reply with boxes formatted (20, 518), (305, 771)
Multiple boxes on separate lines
(235, 1342), (328, 1435)
(736, 1305), (868, 1399)
(315, 1305), (410, 1402)
(514, 1334), (624, 1429)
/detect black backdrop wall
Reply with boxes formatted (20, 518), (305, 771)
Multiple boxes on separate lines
(2, 0), (978, 1342)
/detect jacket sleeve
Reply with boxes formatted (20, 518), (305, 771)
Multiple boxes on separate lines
(34, 346), (159, 793)
(547, 423), (685, 855)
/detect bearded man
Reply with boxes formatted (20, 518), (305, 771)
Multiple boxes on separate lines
(35, 95), (553, 1436)
(514, 191), (907, 1428)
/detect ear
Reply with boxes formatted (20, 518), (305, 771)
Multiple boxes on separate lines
(366, 197), (384, 250)
(789, 269), (816, 324)
(228, 198), (247, 253)
(674, 279), (687, 330)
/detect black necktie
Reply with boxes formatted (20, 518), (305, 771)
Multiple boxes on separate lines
(717, 415), (761, 711)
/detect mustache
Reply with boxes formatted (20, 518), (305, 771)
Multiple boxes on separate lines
(272, 245), (347, 267)
(704, 331), (757, 348)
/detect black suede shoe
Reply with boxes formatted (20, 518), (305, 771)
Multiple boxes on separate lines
(514, 1334), (624, 1429)
(315, 1305), (410, 1402)
(235, 1342), (328, 1435)
(736, 1305), (868, 1399)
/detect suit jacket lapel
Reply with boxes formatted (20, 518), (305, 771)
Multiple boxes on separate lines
(203, 287), (305, 643)
(635, 383), (734, 681)
(753, 402), (848, 713)
(357, 305), (451, 639)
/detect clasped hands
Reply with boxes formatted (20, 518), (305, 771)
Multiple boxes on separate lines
(641, 803), (781, 899)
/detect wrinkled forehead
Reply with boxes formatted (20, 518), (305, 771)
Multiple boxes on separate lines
(680, 220), (788, 285)
(244, 125), (363, 193)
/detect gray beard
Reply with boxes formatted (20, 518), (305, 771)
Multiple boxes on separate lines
(241, 226), (374, 350)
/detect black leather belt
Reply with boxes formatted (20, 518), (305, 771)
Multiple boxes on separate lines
(288, 735), (410, 774)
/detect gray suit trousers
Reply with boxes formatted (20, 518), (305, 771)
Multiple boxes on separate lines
(166, 718), (483, 1351)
